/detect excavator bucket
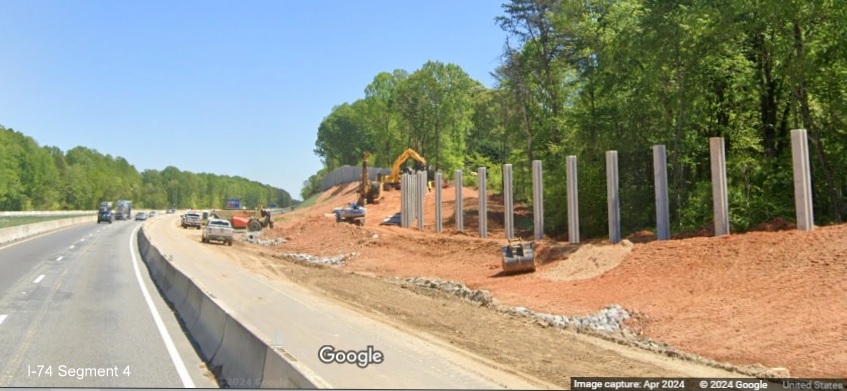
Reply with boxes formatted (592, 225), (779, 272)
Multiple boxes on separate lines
(501, 238), (536, 274)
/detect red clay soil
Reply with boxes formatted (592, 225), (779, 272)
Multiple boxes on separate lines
(269, 183), (847, 377)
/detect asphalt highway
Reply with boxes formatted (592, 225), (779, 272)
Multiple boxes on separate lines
(0, 219), (216, 388)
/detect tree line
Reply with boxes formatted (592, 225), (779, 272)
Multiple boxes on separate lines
(0, 126), (292, 211)
(307, 0), (847, 237)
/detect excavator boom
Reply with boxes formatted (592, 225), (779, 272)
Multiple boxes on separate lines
(388, 148), (426, 185)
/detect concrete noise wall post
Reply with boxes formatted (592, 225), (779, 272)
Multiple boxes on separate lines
(435, 172), (443, 233)
(791, 129), (815, 231)
(652, 145), (671, 240)
(504, 164), (514, 240)
(532, 160), (544, 241)
(606, 151), (621, 244)
(710, 137), (730, 236)
(455, 170), (464, 232)
(478, 167), (487, 238)
(566, 156), (580, 244)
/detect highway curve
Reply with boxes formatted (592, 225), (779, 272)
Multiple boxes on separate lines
(0, 219), (216, 388)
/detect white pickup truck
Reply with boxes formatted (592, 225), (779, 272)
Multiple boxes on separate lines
(202, 218), (234, 246)
(181, 212), (202, 229)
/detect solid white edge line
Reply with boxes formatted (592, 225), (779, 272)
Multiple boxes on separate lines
(33, 275), (45, 284)
(128, 225), (196, 388)
(0, 314), (7, 326)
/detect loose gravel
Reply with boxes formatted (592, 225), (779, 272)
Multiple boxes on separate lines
(278, 252), (359, 265)
(393, 276), (631, 334)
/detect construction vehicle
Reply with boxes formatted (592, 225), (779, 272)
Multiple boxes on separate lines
(501, 237), (536, 274)
(358, 151), (382, 205)
(334, 202), (366, 225)
(384, 148), (427, 190)
(115, 200), (132, 221)
(211, 199), (274, 232)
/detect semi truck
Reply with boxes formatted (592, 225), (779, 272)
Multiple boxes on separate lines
(115, 200), (132, 221)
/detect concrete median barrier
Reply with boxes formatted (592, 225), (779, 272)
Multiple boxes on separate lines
(178, 281), (203, 330)
(261, 346), (329, 389)
(0, 215), (96, 246)
(137, 226), (328, 388)
(166, 267), (189, 309)
(192, 294), (227, 361)
(212, 315), (268, 388)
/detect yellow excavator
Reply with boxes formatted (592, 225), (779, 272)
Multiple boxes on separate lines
(383, 148), (427, 190)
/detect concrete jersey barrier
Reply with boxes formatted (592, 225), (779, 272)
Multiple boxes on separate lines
(136, 227), (328, 388)
(0, 215), (97, 246)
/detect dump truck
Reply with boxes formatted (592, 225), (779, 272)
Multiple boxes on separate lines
(115, 200), (132, 221)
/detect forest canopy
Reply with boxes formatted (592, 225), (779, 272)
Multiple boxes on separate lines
(0, 125), (292, 211)
(307, 0), (847, 237)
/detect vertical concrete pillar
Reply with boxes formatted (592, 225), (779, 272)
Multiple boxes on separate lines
(455, 170), (464, 232)
(653, 145), (671, 240)
(417, 171), (426, 230)
(503, 164), (514, 240)
(710, 137), (730, 236)
(400, 174), (408, 228)
(791, 129), (814, 231)
(435, 172), (443, 233)
(566, 156), (579, 244)
(532, 160), (544, 241)
(478, 167), (487, 238)
(606, 151), (621, 244)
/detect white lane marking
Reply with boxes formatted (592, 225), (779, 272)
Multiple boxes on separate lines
(56, 256), (63, 262)
(128, 225), (195, 388)
(33, 275), (46, 284)
(80, 238), (85, 242)
(0, 314), (7, 326)
(69, 245), (75, 249)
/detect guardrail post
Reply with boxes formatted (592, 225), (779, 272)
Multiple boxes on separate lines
(653, 145), (671, 240)
(532, 160), (543, 241)
(455, 170), (464, 232)
(478, 167), (487, 238)
(710, 137), (730, 236)
(606, 151), (621, 244)
(504, 164), (514, 240)
(435, 172), (443, 233)
(791, 129), (814, 231)
(566, 156), (579, 244)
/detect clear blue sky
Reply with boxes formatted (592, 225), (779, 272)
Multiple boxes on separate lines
(0, 0), (507, 199)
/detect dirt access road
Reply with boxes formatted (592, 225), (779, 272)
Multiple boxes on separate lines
(257, 183), (846, 379)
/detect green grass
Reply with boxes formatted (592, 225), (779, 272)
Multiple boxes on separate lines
(293, 193), (320, 210)
(0, 215), (84, 229)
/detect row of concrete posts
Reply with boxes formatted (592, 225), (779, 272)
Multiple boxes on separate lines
(400, 129), (816, 241)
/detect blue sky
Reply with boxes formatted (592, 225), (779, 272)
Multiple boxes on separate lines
(0, 0), (507, 199)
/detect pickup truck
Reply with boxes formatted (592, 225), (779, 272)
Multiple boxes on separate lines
(202, 219), (234, 246)
(181, 212), (202, 229)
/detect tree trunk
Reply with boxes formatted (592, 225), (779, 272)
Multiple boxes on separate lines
(793, 21), (843, 222)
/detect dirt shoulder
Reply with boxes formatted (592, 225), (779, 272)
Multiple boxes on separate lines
(232, 183), (846, 378)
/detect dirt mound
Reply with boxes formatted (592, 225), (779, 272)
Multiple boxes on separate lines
(541, 240), (633, 282)
(269, 182), (847, 377)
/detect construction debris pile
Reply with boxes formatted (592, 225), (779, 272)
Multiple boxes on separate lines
(279, 252), (359, 266)
(395, 277), (631, 334)
(243, 232), (285, 246)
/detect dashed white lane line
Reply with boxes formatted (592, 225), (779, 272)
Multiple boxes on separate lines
(128, 225), (195, 388)
(80, 238), (85, 242)
(69, 245), (75, 249)
(0, 314), (7, 326)
(56, 256), (63, 262)
(33, 274), (46, 284)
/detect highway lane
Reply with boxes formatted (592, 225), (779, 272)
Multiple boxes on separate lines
(0, 219), (216, 388)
